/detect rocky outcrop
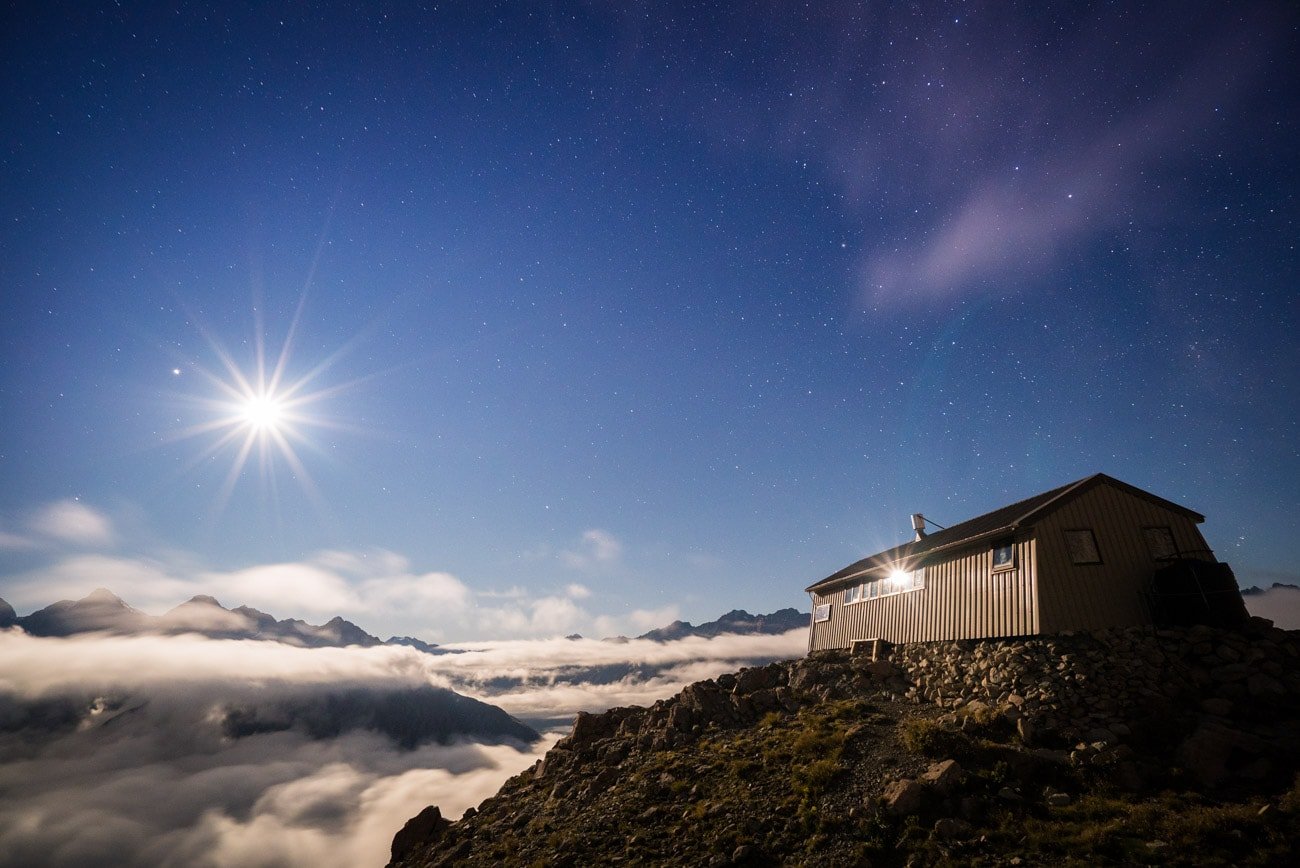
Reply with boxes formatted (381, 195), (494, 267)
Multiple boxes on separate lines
(391, 807), (451, 863)
(391, 621), (1300, 867)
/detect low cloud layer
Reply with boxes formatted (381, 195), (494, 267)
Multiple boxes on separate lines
(0, 627), (803, 867)
(1243, 583), (1300, 630)
(436, 630), (808, 722)
(0, 630), (437, 697)
(0, 725), (555, 868)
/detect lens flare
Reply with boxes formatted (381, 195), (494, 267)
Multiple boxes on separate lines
(163, 296), (370, 519)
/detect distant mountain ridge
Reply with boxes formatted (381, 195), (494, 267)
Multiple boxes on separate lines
(0, 588), (451, 652)
(1, 590), (809, 649)
(636, 607), (806, 641)
(1241, 582), (1300, 595)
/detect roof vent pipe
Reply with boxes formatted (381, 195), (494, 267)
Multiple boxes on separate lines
(911, 513), (927, 541)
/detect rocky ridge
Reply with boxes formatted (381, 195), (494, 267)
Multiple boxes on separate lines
(636, 608), (807, 642)
(0, 589), (424, 650)
(391, 620), (1300, 866)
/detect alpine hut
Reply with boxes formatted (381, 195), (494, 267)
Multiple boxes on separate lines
(806, 473), (1247, 652)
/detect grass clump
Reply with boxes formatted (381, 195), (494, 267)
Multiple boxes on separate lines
(899, 717), (958, 756)
(1004, 790), (1300, 866)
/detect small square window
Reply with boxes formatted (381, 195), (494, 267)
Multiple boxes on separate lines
(1143, 526), (1178, 561)
(992, 541), (1016, 572)
(1064, 529), (1102, 565)
(813, 603), (831, 623)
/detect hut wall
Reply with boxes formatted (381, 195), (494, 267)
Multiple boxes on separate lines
(1034, 482), (1212, 633)
(808, 535), (1038, 650)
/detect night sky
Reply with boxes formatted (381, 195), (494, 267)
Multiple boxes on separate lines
(2, 2), (1297, 640)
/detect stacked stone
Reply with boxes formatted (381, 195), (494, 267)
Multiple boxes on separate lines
(880, 620), (1299, 786)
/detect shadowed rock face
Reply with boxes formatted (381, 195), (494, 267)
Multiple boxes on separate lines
(218, 685), (539, 748)
(390, 621), (1300, 868)
(0, 597), (16, 628)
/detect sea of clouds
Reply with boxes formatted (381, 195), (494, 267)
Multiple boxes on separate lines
(0, 628), (805, 868)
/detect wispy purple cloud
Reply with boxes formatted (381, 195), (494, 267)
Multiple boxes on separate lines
(858, 8), (1282, 304)
(607, 3), (1286, 306)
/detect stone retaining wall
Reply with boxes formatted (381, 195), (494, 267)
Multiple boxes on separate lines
(879, 619), (1300, 786)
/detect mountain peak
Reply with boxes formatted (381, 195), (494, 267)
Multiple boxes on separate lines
(184, 594), (225, 608)
(82, 588), (128, 606)
(636, 608), (806, 641)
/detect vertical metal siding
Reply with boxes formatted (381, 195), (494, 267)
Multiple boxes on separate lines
(807, 535), (1038, 650)
(1035, 481), (1212, 633)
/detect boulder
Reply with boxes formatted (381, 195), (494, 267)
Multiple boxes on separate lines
(1177, 721), (1263, 787)
(921, 759), (963, 795)
(882, 778), (926, 815)
(391, 806), (451, 863)
(863, 659), (898, 679)
(733, 665), (783, 694)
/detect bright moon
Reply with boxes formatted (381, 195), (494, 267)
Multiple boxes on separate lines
(165, 294), (370, 518)
(241, 393), (285, 432)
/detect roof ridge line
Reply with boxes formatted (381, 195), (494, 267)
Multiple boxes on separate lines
(1011, 472), (1103, 526)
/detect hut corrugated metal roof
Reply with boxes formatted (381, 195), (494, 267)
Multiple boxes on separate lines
(805, 473), (1205, 594)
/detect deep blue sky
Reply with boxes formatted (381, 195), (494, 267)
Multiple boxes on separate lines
(2, 1), (1297, 640)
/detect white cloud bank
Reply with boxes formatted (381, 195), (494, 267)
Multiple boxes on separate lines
(0, 626), (804, 868)
(0, 511), (711, 643)
(1243, 583), (1300, 631)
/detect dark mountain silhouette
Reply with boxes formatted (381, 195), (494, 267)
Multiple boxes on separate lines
(387, 635), (452, 655)
(13, 588), (149, 636)
(637, 607), (806, 641)
(1241, 582), (1300, 595)
(220, 684), (536, 748)
(4, 589), (449, 652)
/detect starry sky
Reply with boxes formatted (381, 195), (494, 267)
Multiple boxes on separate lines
(1, 1), (1297, 641)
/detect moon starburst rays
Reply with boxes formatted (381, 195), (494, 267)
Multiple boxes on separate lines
(164, 310), (349, 520)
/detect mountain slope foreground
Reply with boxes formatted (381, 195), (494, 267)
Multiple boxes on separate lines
(391, 620), (1300, 866)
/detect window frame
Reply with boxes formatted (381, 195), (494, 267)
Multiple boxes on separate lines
(991, 539), (1017, 573)
(1142, 525), (1178, 562)
(1063, 528), (1103, 565)
(813, 603), (831, 623)
(842, 568), (926, 605)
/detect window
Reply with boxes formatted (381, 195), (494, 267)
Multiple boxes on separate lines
(992, 540), (1016, 572)
(1143, 526), (1178, 561)
(813, 603), (831, 623)
(843, 568), (926, 603)
(1064, 529), (1102, 565)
